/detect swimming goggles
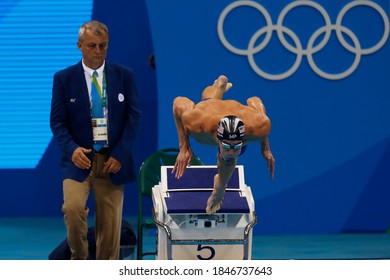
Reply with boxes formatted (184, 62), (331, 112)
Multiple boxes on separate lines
(221, 141), (243, 150)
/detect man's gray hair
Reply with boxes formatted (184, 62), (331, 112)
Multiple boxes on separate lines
(78, 20), (109, 42)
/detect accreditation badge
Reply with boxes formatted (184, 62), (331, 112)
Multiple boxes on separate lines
(92, 118), (108, 141)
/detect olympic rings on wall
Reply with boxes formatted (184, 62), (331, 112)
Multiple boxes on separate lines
(217, 0), (389, 80)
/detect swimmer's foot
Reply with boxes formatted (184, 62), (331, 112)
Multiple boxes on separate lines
(206, 193), (224, 214)
(202, 75), (232, 100)
(213, 75), (232, 93)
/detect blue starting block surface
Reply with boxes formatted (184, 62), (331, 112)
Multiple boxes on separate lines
(165, 167), (240, 190)
(165, 191), (249, 214)
(162, 166), (249, 214)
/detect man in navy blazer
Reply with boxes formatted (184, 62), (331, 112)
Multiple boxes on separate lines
(50, 20), (141, 259)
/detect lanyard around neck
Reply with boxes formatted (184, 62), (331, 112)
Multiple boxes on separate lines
(93, 70), (107, 107)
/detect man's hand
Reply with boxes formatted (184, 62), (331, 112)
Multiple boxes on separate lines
(71, 147), (92, 169)
(103, 156), (122, 174)
(262, 149), (275, 180)
(172, 149), (193, 179)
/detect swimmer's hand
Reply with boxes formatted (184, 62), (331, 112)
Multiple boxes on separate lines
(172, 149), (193, 179)
(262, 149), (275, 180)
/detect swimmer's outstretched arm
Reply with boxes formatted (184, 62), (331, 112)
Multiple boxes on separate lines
(261, 137), (275, 179)
(172, 97), (195, 178)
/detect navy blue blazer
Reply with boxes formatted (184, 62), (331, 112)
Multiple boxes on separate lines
(50, 61), (141, 185)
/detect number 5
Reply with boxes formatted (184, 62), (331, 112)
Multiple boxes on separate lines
(196, 244), (216, 260)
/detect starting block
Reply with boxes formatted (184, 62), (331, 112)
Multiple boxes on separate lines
(152, 165), (257, 260)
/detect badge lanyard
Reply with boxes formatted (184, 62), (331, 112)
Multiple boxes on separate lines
(91, 70), (107, 112)
(101, 71), (108, 119)
(92, 71), (108, 144)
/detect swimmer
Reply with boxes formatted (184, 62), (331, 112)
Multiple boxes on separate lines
(172, 75), (275, 214)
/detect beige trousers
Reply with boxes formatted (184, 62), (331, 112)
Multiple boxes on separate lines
(62, 153), (124, 260)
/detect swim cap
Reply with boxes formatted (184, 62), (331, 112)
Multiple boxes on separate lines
(216, 115), (245, 141)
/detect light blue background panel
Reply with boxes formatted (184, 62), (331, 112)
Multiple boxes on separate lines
(0, 0), (93, 168)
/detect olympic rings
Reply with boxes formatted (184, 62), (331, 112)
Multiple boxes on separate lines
(217, 0), (389, 80)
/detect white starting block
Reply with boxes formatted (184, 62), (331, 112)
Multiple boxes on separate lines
(152, 165), (257, 260)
